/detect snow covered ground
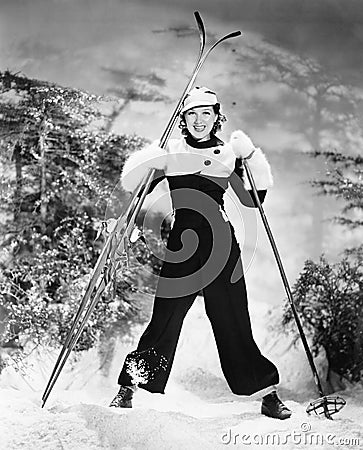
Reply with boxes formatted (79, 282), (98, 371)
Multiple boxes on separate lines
(1, 298), (362, 450)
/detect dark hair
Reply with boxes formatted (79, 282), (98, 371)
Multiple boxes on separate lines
(178, 103), (227, 136)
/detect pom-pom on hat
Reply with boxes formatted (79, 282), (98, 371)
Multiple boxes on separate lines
(181, 86), (218, 113)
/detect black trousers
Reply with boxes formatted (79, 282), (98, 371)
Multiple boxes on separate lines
(118, 216), (279, 395)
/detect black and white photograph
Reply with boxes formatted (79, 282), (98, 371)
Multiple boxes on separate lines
(0, 0), (362, 448)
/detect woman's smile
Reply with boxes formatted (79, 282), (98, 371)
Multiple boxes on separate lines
(193, 124), (206, 132)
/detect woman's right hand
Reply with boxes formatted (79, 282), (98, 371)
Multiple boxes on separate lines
(120, 140), (167, 192)
(144, 141), (167, 170)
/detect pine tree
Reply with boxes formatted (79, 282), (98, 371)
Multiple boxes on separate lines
(283, 146), (363, 388)
(310, 150), (363, 229)
(0, 71), (157, 367)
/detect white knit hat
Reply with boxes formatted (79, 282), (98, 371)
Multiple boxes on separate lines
(181, 86), (218, 113)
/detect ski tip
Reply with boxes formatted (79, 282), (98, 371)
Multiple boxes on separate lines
(194, 11), (203, 25)
(231, 31), (242, 38)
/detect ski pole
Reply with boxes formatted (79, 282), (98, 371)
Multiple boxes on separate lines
(242, 158), (346, 419)
(42, 11), (241, 407)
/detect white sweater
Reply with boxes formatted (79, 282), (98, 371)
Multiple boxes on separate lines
(120, 131), (273, 193)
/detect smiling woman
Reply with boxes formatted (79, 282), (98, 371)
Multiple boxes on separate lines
(109, 86), (292, 420)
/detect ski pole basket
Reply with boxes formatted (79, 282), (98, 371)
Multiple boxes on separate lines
(306, 395), (346, 419)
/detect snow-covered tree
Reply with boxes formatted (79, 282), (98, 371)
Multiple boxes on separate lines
(0, 71), (157, 368)
(283, 145), (363, 388)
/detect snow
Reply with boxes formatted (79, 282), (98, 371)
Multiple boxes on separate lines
(1, 298), (363, 450)
(0, 89), (27, 105)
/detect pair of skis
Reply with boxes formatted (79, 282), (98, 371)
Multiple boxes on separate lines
(41, 11), (241, 408)
(42, 11), (345, 420)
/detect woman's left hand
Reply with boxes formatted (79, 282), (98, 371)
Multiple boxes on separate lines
(230, 130), (256, 159)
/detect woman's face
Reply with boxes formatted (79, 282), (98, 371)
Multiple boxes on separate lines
(184, 106), (217, 141)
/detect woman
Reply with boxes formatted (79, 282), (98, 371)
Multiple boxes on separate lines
(109, 87), (291, 420)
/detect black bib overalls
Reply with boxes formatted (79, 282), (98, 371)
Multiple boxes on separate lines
(118, 170), (279, 395)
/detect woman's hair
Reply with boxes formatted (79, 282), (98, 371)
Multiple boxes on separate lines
(178, 103), (227, 136)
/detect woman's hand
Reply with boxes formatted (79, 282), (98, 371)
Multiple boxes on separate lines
(120, 140), (167, 192)
(230, 130), (273, 190)
(230, 130), (255, 159)
(144, 141), (167, 170)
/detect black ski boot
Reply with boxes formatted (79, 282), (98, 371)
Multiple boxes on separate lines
(109, 385), (134, 408)
(261, 391), (292, 420)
